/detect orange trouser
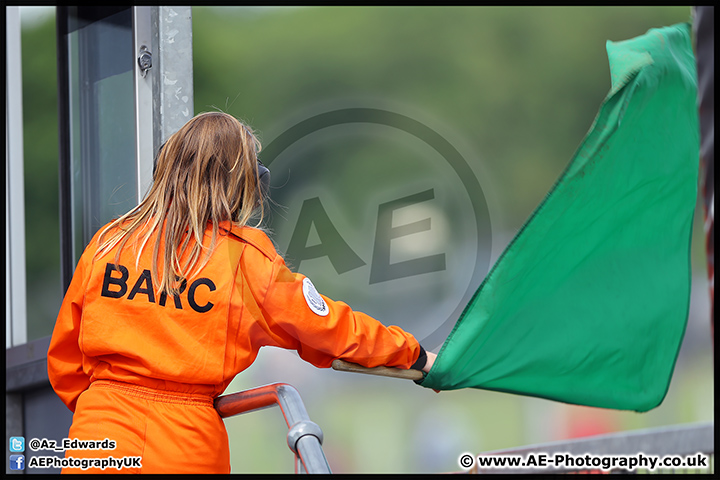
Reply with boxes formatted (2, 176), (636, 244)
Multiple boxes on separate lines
(63, 381), (230, 474)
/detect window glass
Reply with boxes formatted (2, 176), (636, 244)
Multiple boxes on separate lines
(21, 7), (61, 341)
(20, 7), (135, 342)
(65, 8), (135, 262)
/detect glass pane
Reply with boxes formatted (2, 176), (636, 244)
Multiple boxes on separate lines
(66, 7), (135, 264)
(20, 7), (61, 341)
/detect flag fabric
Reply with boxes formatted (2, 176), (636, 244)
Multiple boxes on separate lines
(419, 22), (699, 412)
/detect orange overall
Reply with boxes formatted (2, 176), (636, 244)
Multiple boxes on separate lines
(47, 222), (423, 474)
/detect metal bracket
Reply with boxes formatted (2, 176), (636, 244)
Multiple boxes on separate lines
(137, 45), (152, 77)
(287, 420), (324, 454)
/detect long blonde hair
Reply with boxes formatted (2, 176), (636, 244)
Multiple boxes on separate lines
(97, 112), (265, 295)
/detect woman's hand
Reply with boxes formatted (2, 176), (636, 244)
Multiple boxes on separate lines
(423, 352), (437, 373)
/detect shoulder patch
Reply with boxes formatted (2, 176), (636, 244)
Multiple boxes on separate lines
(302, 277), (329, 317)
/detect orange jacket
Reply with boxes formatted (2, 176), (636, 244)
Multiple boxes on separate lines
(48, 221), (422, 412)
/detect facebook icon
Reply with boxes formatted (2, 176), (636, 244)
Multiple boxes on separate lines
(9, 454), (25, 471)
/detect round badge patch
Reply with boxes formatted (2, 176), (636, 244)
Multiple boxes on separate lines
(302, 277), (329, 317)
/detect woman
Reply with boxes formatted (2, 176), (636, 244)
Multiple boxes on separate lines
(47, 112), (435, 474)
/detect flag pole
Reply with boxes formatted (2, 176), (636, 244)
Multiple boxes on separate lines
(331, 359), (424, 381)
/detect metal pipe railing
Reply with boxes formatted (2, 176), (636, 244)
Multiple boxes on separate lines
(215, 383), (332, 474)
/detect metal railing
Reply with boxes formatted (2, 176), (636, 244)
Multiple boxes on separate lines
(472, 422), (714, 474)
(215, 383), (332, 474)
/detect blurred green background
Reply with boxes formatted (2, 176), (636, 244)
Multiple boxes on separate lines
(20, 6), (712, 474)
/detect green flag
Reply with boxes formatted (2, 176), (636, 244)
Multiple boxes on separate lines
(419, 22), (699, 412)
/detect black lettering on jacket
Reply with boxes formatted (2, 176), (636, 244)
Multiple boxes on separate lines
(100, 262), (215, 313)
(101, 263), (129, 298)
(158, 279), (187, 309)
(187, 278), (216, 313)
(128, 269), (155, 303)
